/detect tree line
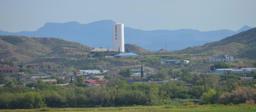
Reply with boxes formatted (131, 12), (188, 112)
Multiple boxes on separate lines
(0, 77), (256, 109)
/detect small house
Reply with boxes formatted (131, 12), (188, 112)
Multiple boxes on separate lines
(209, 55), (234, 62)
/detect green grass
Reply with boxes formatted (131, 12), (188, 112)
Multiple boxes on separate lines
(0, 104), (256, 112)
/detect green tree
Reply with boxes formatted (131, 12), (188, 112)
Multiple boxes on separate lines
(201, 89), (218, 104)
(148, 83), (159, 104)
(119, 69), (131, 77)
(214, 62), (231, 68)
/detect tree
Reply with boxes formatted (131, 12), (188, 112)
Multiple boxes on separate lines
(0, 93), (12, 108)
(253, 62), (256, 67)
(22, 92), (45, 108)
(159, 82), (190, 99)
(148, 83), (160, 104)
(214, 62), (231, 68)
(218, 87), (256, 104)
(119, 69), (131, 77)
(45, 92), (66, 107)
(76, 76), (85, 86)
(4, 80), (17, 88)
(201, 89), (218, 104)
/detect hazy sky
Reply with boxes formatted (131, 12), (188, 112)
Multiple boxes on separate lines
(0, 0), (256, 32)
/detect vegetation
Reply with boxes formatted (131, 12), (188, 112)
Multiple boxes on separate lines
(0, 35), (91, 62)
(0, 75), (256, 109)
(1, 105), (256, 112)
(125, 44), (150, 54)
(180, 28), (256, 59)
(0, 28), (256, 110)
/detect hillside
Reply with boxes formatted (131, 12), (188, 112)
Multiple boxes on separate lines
(0, 20), (248, 51)
(181, 28), (256, 59)
(125, 44), (149, 54)
(0, 35), (91, 62)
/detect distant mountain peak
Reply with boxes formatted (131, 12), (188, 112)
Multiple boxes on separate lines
(87, 20), (115, 25)
(238, 25), (251, 32)
(44, 21), (81, 26)
(0, 20), (243, 51)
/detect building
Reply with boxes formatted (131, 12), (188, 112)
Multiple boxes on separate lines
(113, 23), (125, 52)
(114, 52), (138, 58)
(240, 77), (254, 81)
(85, 79), (106, 86)
(91, 48), (109, 52)
(130, 66), (144, 80)
(209, 55), (234, 62)
(91, 48), (116, 52)
(31, 75), (51, 80)
(160, 59), (190, 65)
(0, 67), (18, 73)
(79, 69), (108, 76)
(214, 67), (256, 74)
(183, 60), (190, 64)
(41, 79), (57, 84)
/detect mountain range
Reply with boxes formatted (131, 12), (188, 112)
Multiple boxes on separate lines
(0, 27), (256, 63)
(0, 20), (251, 51)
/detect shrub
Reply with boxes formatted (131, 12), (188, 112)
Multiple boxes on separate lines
(0, 92), (45, 109)
(218, 87), (256, 104)
(201, 89), (218, 104)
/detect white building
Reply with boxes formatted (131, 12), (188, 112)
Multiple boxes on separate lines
(79, 69), (108, 76)
(209, 55), (234, 62)
(113, 23), (125, 52)
(214, 67), (256, 74)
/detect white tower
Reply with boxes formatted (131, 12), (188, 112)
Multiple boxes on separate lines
(113, 23), (125, 52)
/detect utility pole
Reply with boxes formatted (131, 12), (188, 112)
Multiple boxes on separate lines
(140, 64), (144, 79)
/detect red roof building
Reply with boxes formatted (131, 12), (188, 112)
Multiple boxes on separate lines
(0, 67), (18, 73)
(85, 79), (106, 86)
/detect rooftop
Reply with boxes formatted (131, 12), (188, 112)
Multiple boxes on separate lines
(114, 52), (138, 57)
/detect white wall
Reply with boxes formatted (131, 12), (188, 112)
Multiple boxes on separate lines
(113, 23), (125, 52)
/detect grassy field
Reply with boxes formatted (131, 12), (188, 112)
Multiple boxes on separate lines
(1, 104), (256, 112)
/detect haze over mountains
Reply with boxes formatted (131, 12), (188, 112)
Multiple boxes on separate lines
(0, 20), (251, 51)
(0, 27), (256, 63)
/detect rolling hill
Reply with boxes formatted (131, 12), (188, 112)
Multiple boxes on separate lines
(125, 44), (150, 54)
(0, 35), (91, 62)
(0, 20), (250, 51)
(181, 28), (256, 59)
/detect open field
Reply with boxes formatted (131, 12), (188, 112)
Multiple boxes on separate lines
(1, 104), (256, 112)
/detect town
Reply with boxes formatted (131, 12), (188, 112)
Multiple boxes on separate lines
(0, 24), (255, 88)
(0, 0), (256, 110)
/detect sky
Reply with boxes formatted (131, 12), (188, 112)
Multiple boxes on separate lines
(0, 0), (256, 32)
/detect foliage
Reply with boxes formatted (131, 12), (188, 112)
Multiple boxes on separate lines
(201, 89), (218, 104)
(1, 105), (256, 112)
(213, 62), (232, 68)
(0, 92), (45, 109)
(119, 69), (131, 77)
(218, 87), (256, 104)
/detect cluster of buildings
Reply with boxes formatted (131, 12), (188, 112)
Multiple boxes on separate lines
(0, 23), (139, 87)
(78, 69), (108, 86)
(208, 55), (256, 81)
(0, 61), (109, 87)
(34, 69), (109, 86)
(212, 67), (256, 81)
(0, 66), (18, 73)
